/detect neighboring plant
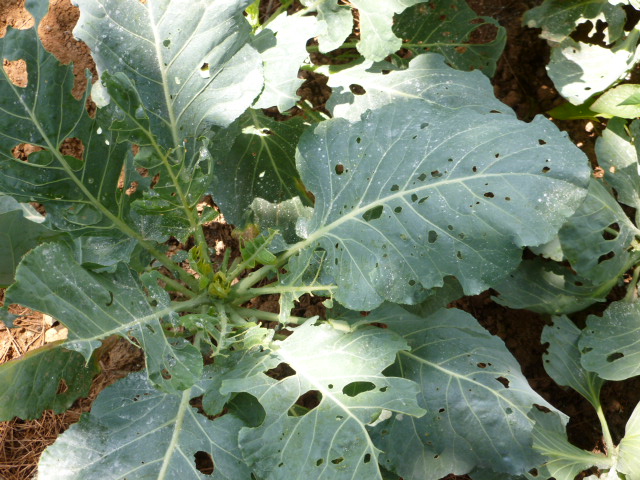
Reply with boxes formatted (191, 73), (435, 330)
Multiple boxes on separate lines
(4, 0), (631, 479)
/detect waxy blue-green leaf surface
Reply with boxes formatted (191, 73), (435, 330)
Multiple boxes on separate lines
(220, 319), (425, 480)
(292, 71), (590, 309)
(367, 306), (560, 478)
(38, 371), (250, 480)
(0, 343), (99, 421)
(6, 243), (203, 392)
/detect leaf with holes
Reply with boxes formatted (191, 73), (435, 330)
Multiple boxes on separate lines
(0, 342), (99, 421)
(364, 305), (562, 478)
(37, 371), (250, 480)
(219, 319), (425, 480)
(289, 69), (589, 310)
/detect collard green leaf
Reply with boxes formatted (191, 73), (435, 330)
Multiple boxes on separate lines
(292, 77), (589, 310)
(6, 243), (203, 392)
(210, 110), (310, 228)
(0, 196), (60, 286)
(0, 343), (99, 421)
(38, 371), (250, 480)
(530, 408), (611, 480)
(597, 117), (640, 211)
(493, 259), (606, 315)
(558, 178), (640, 286)
(252, 14), (318, 112)
(592, 84), (640, 118)
(547, 30), (640, 105)
(579, 300), (640, 381)
(305, 0), (353, 53)
(368, 305), (560, 478)
(220, 320), (425, 480)
(524, 0), (627, 43)
(324, 54), (510, 121)
(618, 401), (640, 477)
(542, 316), (605, 408)
(392, 0), (506, 76)
(73, 0), (263, 139)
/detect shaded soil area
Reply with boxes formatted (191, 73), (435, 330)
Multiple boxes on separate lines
(0, 0), (633, 479)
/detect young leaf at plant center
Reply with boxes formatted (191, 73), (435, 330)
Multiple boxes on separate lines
(524, 0), (627, 43)
(392, 0), (506, 76)
(291, 79), (590, 310)
(530, 408), (611, 480)
(493, 259), (607, 315)
(5, 243), (204, 392)
(0, 195), (61, 286)
(72, 0), (263, 140)
(366, 305), (562, 478)
(580, 300), (640, 381)
(592, 84), (640, 118)
(220, 319), (425, 480)
(596, 117), (640, 213)
(210, 110), (310, 229)
(557, 178), (640, 286)
(301, 0), (353, 53)
(252, 14), (319, 112)
(37, 371), (250, 480)
(542, 316), (605, 408)
(322, 54), (510, 121)
(0, 342), (99, 421)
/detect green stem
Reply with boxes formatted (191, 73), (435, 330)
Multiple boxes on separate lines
(234, 264), (279, 295)
(262, 0), (294, 28)
(297, 100), (327, 122)
(241, 283), (335, 299)
(156, 272), (196, 298)
(595, 402), (616, 456)
(233, 306), (307, 324)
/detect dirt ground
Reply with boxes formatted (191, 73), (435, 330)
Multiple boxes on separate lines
(0, 0), (631, 479)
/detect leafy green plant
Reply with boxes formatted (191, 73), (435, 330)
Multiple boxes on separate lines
(0, 0), (608, 479)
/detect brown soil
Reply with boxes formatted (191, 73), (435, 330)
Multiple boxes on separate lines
(0, 0), (631, 479)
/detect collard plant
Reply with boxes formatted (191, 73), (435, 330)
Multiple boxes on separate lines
(0, 0), (604, 479)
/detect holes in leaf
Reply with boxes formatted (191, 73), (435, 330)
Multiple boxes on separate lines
(316, 459), (324, 466)
(438, 408), (445, 413)
(505, 196), (511, 201)
(534, 404), (551, 413)
(105, 290), (114, 307)
(408, 279), (416, 286)
(4, 58), (28, 87)
(484, 192), (494, 198)
(495, 376), (510, 388)
(495, 153), (500, 158)
(161, 369), (172, 380)
(528, 468), (539, 477)
(163, 39), (171, 47)
(505, 407), (513, 415)
(363, 205), (383, 221)
(431, 170), (442, 178)
(349, 84), (366, 95)
(597, 252), (615, 264)
(12, 143), (43, 162)
(447, 225), (454, 231)
(288, 390), (322, 416)
(477, 362), (487, 368)
(418, 173), (427, 181)
(335, 164), (344, 175)
(364, 454), (372, 464)
(428, 231), (438, 243)
(541, 166), (550, 173)
(418, 196), (429, 204)
(331, 457), (345, 465)
(394, 206), (402, 214)
(194, 451), (214, 475)
(356, 137), (361, 144)
(603, 223), (620, 240)
(456, 251), (463, 259)
(145, 324), (155, 334)
(343, 381), (376, 397)
(607, 352), (624, 362)
(390, 184), (400, 191)
(420, 122), (429, 129)
(265, 362), (296, 380)
(538, 139), (547, 145)
(472, 166), (478, 173)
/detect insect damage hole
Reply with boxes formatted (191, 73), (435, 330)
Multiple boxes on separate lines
(56, 379), (69, 395)
(363, 205), (383, 221)
(495, 376), (510, 388)
(3, 59), (28, 87)
(607, 352), (624, 362)
(288, 390), (322, 416)
(349, 84), (366, 95)
(194, 451), (214, 475)
(342, 381), (376, 397)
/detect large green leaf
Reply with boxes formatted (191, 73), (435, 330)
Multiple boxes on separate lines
(580, 300), (640, 381)
(542, 316), (605, 408)
(392, 0), (506, 76)
(220, 319), (425, 480)
(0, 196), (60, 286)
(290, 69), (590, 310)
(73, 0), (262, 139)
(301, 0), (353, 53)
(0, 343), (99, 421)
(210, 110), (310, 228)
(367, 306), (561, 478)
(558, 178), (640, 286)
(618, 401), (640, 477)
(5, 243), (204, 392)
(38, 371), (250, 480)
(323, 54), (510, 121)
